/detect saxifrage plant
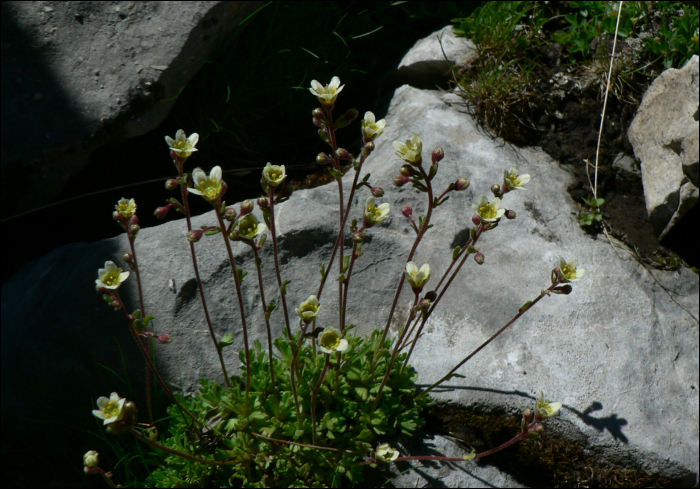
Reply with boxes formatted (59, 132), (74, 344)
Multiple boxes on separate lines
(84, 75), (582, 488)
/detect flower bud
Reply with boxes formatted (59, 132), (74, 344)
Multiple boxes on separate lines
(165, 178), (178, 191)
(505, 209), (516, 219)
(371, 186), (384, 197)
(187, 229), (204, 242)
(472, 214), (481, 226)
(491, 184), (501, 195)
(552, 284), (573, 294)
(400, 164), (417, 177)
(129, 215), (139, 226)
(474, 251), (485, 265)
(239, 200), (254, 216)
(393, 174), (410, 187)
(352, 232), (365, 243)
(364, 141), (375, 153)
(157, 333), (172, 344)
(122, 253), (133, 264)
(532, 423), (544, 434)
(455, 177), (470, 191)
(112, 211), (122, 222)
(316, 152), (332, 165)
(522, 408), (534, 423)
(336, 148), (352, 160)
(224, 207), (238, 221)
(312, 107), (325, 119)
(256, 197), (270, 210)
(402, 205), (413, 217)
(154, 205), (171, 219)
(432, 147), (445, 164)
(419, 298), (431, 310)
(129, 224), (140, 235)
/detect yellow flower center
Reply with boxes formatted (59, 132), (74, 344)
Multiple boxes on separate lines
(562, 265), (577, 279)
(202, 185), (219, 200)
(103, 272), (120, 286)
(102, 400), (121, 419)
(321, 331), (340, 350)
(301, 304), (318, 314)
(245, 225), (257, 236)
(479, 204), (496, 219)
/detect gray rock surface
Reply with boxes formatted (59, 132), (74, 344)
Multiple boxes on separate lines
(628, 55), (699, 239)
(3, 27), (699, 487)
(1, 1), (262, 216)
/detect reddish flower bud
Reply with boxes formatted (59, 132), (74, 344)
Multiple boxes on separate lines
(256, 197), (270, 210)
(154, 205), (171, 219)
(432, 147), (445, 164)
(112, 211), (122, 222)
(224, 207), (238, 221)
(419, 298), (432, 310)
(187, 229), (204, 242)
(312, 108), (325, 119)
(455, 177), (470, 191)
(122, 253), (133, 263)
(474, 251), (485, 265)
(491, 184), (501, 195)
(472, 214), (481, 226)
(336, 148), (352, 160)
(394, 174), (411, 187)
(239, 200), (254, 216)
(364, 141), (375, 153)
(165, 178), (178, 191)
(505, 209), (516, 219)
(402, 205), (413, 217)
(129, 215), (139, 226)
(316, 152), (331, 165)
(157, 333), (172, 344)
(371, 186), (384, 197)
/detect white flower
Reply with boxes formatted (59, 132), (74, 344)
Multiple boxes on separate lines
(95, 261), (129, 290)
(558, 257), (585, 282)
(309, 76), (344, 106)
(361, 112), (386, 141)
(472, 195), (505, 222)
(504, 165), (531, 190)
(363, 196), (390, 227)
(92, 392), (126, 425)
(237, 214), (267, 239)
(376, 443), (400, 462)
(405, 262), (431, 291)
(392, 133), (422, 165)
(165, 129), (199, 158)
(296, 295), (320, 323)
(318, 327), (349, 354)
(83, 450), (99, 468)
(115, 198), (137, 219)
(188, 166), (224, 202)
(536, 391), (562, 419)
(262, 163), (286, 188)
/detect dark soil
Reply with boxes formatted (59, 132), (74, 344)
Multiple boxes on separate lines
(454, 27), (698, 271)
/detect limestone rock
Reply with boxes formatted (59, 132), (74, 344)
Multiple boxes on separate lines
(3, 28), (698, 487)
(1, 1), (263, 217)
(628, 55), (699, 239)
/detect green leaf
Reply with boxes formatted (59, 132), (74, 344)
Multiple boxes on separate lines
(330, 168), (344, 180)
(519, 300), (533, 312)
(453, 246), (462, 260)
(237, 268), (248, 282)
(219, 333), (234, 348)
(281, 279), (291, 295)
(204, 228), (222, 236)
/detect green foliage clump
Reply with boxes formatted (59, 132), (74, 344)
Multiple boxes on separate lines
(450, 1), (700, 142)
(146, 331), (431, 488)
